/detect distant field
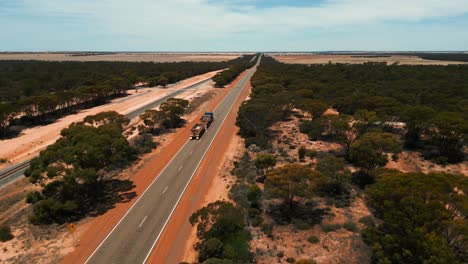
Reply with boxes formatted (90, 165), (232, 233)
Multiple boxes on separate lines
(0, 53), (243, 62)
(271, 54), (468, 65)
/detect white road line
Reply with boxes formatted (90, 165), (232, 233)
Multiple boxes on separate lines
(139, 216), (148, 228)
(189, 150), (193, 155)
(141, 62), (259, 264)
(84, 139), (191, 264)
(162, 186), (168, 194)
(178, 166), (183, 172)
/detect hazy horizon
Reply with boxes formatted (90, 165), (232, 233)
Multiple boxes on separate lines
(2, 0), (468, 51)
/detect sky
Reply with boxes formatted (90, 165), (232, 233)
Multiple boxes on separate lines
(1, 0), (468, 51)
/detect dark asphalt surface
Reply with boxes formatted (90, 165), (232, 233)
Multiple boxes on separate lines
(85, 57), (260, 264)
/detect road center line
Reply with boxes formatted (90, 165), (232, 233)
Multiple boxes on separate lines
(162, 186), (168, 194)
(178, 166), (183, 172)
(139, 216), (148, 228)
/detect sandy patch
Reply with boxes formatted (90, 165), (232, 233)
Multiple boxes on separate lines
(252, 196), (372, 264)
(386, 151), (467, 176)
(0, 78), (227, 263)
(0, 71), (220, 169)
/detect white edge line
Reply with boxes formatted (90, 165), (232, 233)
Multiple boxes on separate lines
(83, 74), (216, 263)
(83, 139), (191, 264)
(141, 64), (258, 264)
(162, 186), (168, 194)
(84, 62), (257, 264)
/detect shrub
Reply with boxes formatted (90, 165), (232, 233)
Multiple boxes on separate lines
(0, 225), (13, 242)
(277, 251), (284, 258)
(132, 133), (157, 154)
(343, 221), (358, 232)
(298, 147), (307, 161)
(199, 238), (224, 262)
(286, 257), (296, 263)
(26, 191), (43, 204)
(307, 235), (319, 244)
(320, 223), (341, 232)
(0, 158), (6, 163)
(308, 150), (317, 159)
(358, 215), (376, 227)
(293, 219), (312, 230)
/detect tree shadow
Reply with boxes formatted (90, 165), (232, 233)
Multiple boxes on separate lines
(267, 200), (327, 226)
(89, 179), (136, 217)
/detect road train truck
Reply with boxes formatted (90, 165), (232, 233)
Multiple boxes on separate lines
(190, 112), (214, 140)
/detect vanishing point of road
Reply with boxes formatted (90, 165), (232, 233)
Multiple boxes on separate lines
(84, 56), (260, 264)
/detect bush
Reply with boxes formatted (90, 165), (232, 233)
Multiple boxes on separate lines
(351, 171), (375, 188)
(132, 133), (157, 154)
(320, 223), (341, 232)
(286, 257), (296, 263)
(0, 158), (6, 163)
(298, 147), (307, 161)
(293, 219), (312, 230)
(343, 221), (358, 232)
(26, 191), (43, 204)
(358, 215), (376, 227)
(199, 238), (224, 262)
(307, 235), (319, 244)
(0, 225), (13, 242)
(228, 183), (249, 209)
(308, 149), (317, 159)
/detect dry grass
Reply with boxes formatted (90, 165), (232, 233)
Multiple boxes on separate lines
(272, 54), (468, 65)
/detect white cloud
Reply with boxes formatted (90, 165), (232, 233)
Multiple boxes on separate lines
(20, 0), (468, 32)
(4, 0), (468, 50)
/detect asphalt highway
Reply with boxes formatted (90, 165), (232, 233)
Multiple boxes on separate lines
(0, 78), (212, 188)
(85, 57), (260, 264)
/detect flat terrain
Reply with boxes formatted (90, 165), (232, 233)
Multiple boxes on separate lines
(0, 71), (219, 170)
(82, 61), (258, 264)
(272, 54), (468, 65)
(0, 53), (243, 62)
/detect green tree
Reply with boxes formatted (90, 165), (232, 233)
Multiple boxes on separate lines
(401, 105), (436, 148)
(265, 164), (321, 211)
(255, 153), (277, 176)
(427, 112), (467, 162)
(0, 103), (15, 136)
(316, 156), (351, 197)
(190, 201), (252, 263)
(364, 172), (467, 263)
(348, 132), (402, 170)
(158, 76), (169, 87)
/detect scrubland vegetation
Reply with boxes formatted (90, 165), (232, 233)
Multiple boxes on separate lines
(189, 56), (467, 264)
(212, 54), (257, 87)
(0, 56), (253, 138)
(23, 98), (190, 224)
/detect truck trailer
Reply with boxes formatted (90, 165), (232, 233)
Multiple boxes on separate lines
(190, 112), (214, 140)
